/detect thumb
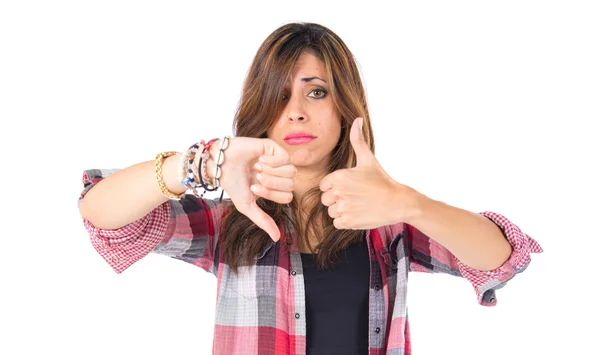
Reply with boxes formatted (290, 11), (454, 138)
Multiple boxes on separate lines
(244, 201), (281, 242)
(350, 117), (372, 167)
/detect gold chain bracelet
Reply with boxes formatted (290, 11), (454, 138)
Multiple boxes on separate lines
(155, 151), (186, 200)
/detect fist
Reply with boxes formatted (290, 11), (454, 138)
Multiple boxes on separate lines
(204, 137), (296, 242)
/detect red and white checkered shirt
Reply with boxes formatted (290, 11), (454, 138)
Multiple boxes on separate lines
(79, 169), (543, 355)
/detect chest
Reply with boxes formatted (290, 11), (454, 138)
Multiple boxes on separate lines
(300, 236), (371, 310)
(213, 227), (410, 351)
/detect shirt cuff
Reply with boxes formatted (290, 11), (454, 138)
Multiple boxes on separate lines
(83, 201), (171, 274)
(454, 211), (543, 306)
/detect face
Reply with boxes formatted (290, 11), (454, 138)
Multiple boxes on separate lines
(267, 51), (342, 173)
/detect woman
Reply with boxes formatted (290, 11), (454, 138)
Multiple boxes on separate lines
(78, 22), (543, 355)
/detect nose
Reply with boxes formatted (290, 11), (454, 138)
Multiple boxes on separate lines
(289, 114), (305, 122)
(285, 93), (307, 122)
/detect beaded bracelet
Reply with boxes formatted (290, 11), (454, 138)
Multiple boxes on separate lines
(181, 142), (202, 197)
(197, 136), (230, 202)
(199, 138), (219, 187)
(197, 149), (220, 194)
(166, 136), (229, 201)
(173, 138), (219, 198)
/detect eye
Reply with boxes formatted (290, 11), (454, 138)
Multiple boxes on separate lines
(281, 93), (288, 101)
(308, 88), (327, 99)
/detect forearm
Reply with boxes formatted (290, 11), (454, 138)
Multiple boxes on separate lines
(403, 190), (512, 271)
(79, 138), (226, 231)
(79, 154), (185, 230)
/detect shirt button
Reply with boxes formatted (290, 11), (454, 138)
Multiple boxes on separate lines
(291, 270), (297, 276)
(490, 297), (496, 303)
(375, 327), (381, 334)
(111, 256), (120, 263)
(294, 313), (300, 319)
(374, 284), (381, 291)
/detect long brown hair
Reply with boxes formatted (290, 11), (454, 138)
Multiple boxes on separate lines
(219, 22), (375, 273)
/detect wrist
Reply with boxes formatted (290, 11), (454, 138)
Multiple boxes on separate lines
(202, 139), (221, 181)
(162, 153), (188, 194)
(393, 184), (428, 225)
(209, 138), (222, 160)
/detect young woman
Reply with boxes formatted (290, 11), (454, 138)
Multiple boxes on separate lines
(78, 22), (543, 355)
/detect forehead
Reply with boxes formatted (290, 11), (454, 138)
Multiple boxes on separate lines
(288, 52), (326, 80)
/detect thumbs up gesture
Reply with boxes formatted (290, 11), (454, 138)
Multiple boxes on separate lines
(319, 118), (418, 230)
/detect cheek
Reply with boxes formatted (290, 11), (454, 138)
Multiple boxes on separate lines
(266, 124), (278, 139)
(268, 120), (286, 138)
(327, 116), (342, 137)
(319, 119), (342, 148)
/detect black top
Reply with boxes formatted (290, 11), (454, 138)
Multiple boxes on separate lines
(300, 235), (370, 355)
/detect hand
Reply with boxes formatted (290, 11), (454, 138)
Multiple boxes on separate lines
(319, 118), (415, 230)
(204, 137), (295, 242)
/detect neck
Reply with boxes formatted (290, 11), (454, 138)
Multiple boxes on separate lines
(290, 164), (329, 254)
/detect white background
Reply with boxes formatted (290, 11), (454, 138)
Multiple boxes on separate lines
(1, 1), (598, 354)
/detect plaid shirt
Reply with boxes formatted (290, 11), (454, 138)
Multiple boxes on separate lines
(79, 169), (543, 355)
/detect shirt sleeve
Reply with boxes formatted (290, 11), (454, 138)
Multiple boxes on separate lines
(79, 168), (228, 276)
(406, 211), (543, 306)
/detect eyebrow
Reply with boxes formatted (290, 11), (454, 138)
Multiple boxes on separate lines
(301, 76), (327, 83)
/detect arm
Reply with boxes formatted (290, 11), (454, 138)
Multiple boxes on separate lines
(78, 141), (226, 274)
(394, 189), (543, 306)
(79, 168), (229, 275)
(78, 140), (221, 230)
(78, 156), (182, 231)
(405, 193), (514, 272)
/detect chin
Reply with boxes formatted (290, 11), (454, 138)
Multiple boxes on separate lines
(290, 150), (328, 169)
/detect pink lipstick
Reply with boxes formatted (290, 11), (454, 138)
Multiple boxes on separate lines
(284, 132), (316, 145)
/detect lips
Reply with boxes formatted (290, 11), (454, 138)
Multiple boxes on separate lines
(284, 132), (316, 146)
(284, 132), (316, 140)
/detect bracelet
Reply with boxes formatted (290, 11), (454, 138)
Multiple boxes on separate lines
(164, 136), (229, 201)
(155, 151), (186, 200)
(181, 142), (202, 196)
(197, 136), (229, 191)
(213, 136), (231, 188)
(197, 151), (220, 196)
(174, 138), (219, 198)
(200, 148), (212, 187)
(199, 138), (219, 187)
